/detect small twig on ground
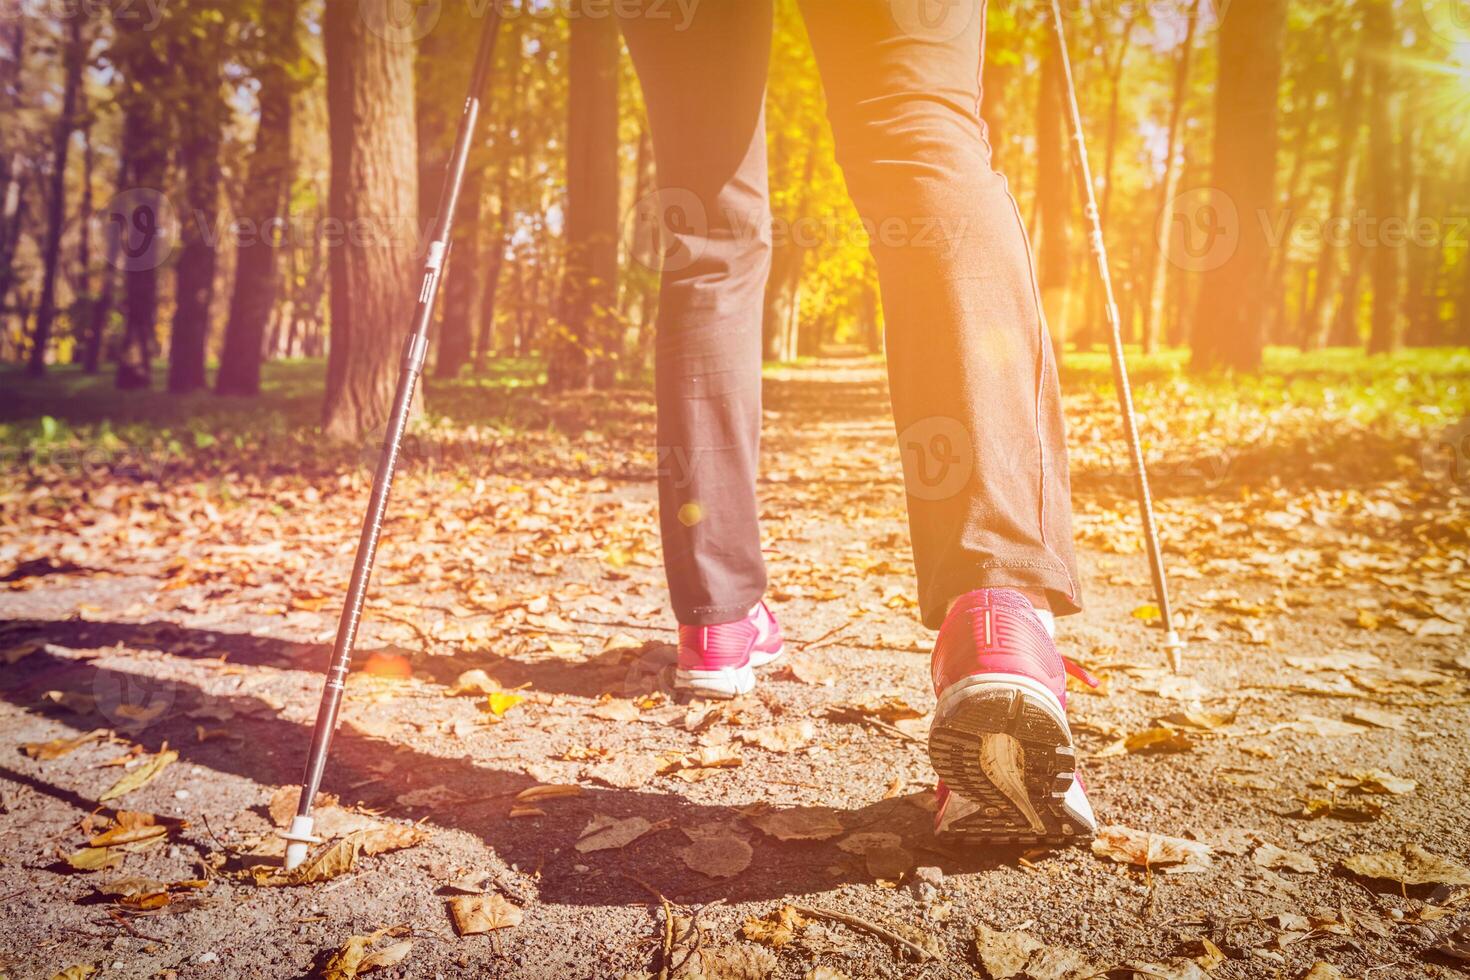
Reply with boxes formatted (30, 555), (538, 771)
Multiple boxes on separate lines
(797, 623), (850, 651)
(658, 895), (674, 980)
(790, 903), (935, 962)
(103, 909), (169, 946)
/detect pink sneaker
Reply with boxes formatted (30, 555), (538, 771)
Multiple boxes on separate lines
(675, 602), (785, 699)
(928, 588), (1098, 844)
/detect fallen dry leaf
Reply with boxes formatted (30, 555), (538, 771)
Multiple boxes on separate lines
(591, 698), (641, 722)
(351, 824), (429, 857)
(50, 966), (97, 980)
(23, 728), (106, 761)
(972, 922), (1043, 979)
(359, 940), (414, 973)
(747, 807), (844, 841)
(65, 846), (122, 872)
(737, 720), (816, 753)
(449, 669), (501, 696)
(1252, 842), (1319, 874)
(98, 748), (178, 802)
(1096, 727), (1194, 758)
(742, 905), (807, 947)
(1341, 845), (1470, 887)
(679, 832), (753, 878)
(446, 893), (523, 935)
(1300, 964), (1353, 980)
(514, 784), (583, 803)
(1092, 825), (1212, 873)
(574, 814), (654, 853)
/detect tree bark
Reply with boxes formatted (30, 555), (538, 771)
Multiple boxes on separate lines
(112, 13), (171, 390)
(167, 7), (227, 394)
(1190, 0), (1286, 372)
(26, 17), (86, 377)
(217, 0), (298, 396)
(1141, 0), (1201, 354)
(548, 13), (620, 392)
(320, 0), (419, 439)
(1035, 32), (1071, 357)
(1303, 53), (1364, 349)
(1364, 0), (1402, 355)
(435, 163), (481, 379)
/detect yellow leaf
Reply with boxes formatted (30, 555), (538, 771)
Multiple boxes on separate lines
(483, 692), (525, 717)
(98, 749), (178, 802)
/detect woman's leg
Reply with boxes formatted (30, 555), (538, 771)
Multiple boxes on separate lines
(798, 0), (1082, 625)
(618, 0), (775, 626)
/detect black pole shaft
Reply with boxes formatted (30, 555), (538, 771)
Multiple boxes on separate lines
(295, 8), (505, 821)
(1045, 0), (1180, 660)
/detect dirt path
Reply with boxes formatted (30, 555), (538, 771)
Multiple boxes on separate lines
(2, 362), (1467, 979)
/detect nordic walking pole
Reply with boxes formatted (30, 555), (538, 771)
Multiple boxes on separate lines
(1045, 0), (1185, 671)
(282, 5), (506, 871)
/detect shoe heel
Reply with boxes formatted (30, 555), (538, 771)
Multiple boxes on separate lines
(929, 676), (1094, 844)
(674, 664), (756, 700)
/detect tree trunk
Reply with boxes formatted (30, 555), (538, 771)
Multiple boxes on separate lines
(435, 163), (481, 379)
(1261, 77), (1320, 346)
(548, 13), (620, 392)
(26, 17), (86, 377)
(763, 240), (804, 362)
(1303, 54), (1364, 349)
(167, 10), (227, 394)
(112, 14), (171, 390)
(1190, 0), (1286, 372)
(320, 0), (419, 439)
(1036, 33), (1071, 357)
(217, 0), (297, 396)
(0, 22), (29, 342)
(1332, 234), (1367, 346)
(1364, 0), (1402, 355)
(1141, 0), (1201, 353)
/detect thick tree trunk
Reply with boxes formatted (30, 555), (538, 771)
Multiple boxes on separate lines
(26, 17), (86, 377)
(548, 13), (620, 392)
(321, 0), (419, 439)
(113, 15), (170, 391)
(0, 22), (29, 342)
(217, 0), (297, 396)
(435, 164), (481, 379)
(1364, 0), (1402, 355)
(1304, 55), (1364, 350)
(1035, 34), (1071, 357)
(167, 13), (226, 394)
(1190, 0), (1286, 372)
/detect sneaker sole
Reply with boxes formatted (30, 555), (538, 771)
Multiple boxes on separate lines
(929, 673), (1097, 845)
(674, 664), (756, 700)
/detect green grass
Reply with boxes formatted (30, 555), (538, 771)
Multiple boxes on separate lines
(3, 347), (1467, 465)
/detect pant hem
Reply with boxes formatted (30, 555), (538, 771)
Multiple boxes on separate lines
(677, 597), (763, 628)
(922, 560), (1081, 629)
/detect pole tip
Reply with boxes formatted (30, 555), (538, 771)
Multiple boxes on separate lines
(281, 814), (320, 872)
(1163, 630), (1185, 673)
